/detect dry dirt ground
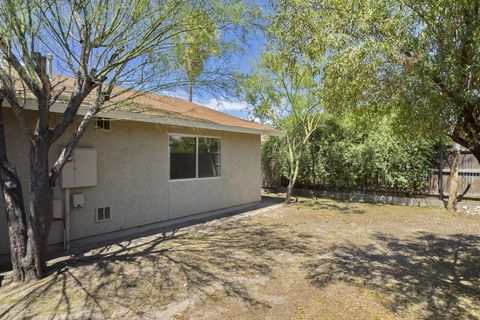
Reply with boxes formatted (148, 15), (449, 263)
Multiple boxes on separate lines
(0, 196), (479, 320)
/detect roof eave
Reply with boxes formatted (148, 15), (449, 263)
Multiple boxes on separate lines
(17, 100), (285, 137)
(102, 108), (285, 136)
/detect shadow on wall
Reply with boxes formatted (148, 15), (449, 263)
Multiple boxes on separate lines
(0, 216), (309, 319)
(305, 232), (480, 319)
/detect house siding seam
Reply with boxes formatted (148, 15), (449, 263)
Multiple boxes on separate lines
(0, 109), (261, 255)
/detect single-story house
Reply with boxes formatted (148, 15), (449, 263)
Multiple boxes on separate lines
(0, 75), (282, 259)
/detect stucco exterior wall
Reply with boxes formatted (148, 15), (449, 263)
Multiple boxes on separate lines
(0, 108), (261, 255)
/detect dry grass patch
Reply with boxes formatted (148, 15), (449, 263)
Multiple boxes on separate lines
(0, 197), (479, 319)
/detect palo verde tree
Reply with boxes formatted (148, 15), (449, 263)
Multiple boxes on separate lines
(0, 0), (246, 282)
(245, 52), (321, 203)
(279, 0), (479, 208)
(244, 50), (323, 203)
(244, 1), (323, 203)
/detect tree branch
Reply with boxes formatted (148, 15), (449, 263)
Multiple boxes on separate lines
(0, 40), (43, 99)
(0, 72), (35, 144)
(49, 86), (104, 186)
(49, 71), (94, 143)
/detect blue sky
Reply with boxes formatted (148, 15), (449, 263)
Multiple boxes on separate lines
(42, 0), (268, 121)
(174, 1), (270, 120)
(172, 27), (265, 120)
(197, 30), (265, 119)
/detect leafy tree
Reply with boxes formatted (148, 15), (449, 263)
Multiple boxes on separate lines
(0, 0), (248, 282)
(268, 0), (479, 208)
(262, 115), (437, 194)
(244, 48), (323, 203)
(243, 2), (326, 203)
(175, 10), (220, 102)
(174, 2), (260, 101)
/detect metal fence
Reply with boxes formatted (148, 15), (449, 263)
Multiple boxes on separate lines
(429, 148), (480, 199)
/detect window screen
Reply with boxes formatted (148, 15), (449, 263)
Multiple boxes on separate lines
(169, 136), (196, 179)
(198, 137), (221, 178)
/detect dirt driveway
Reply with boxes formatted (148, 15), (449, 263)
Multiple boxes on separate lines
(1, 197), (479, 319)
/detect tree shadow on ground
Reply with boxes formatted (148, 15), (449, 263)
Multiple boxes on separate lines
(305, 232), (480, 319)
(296, 198), (367, 214)
(0, 217), (310, 319)
(0, 196), (283, 276)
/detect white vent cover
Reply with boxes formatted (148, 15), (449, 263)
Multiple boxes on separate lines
(72, 193), (85, 208)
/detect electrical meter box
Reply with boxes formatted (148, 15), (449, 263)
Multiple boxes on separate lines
(61, 148), (97, 189)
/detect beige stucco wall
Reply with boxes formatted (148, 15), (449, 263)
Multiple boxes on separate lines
(0, 108), (261, 255)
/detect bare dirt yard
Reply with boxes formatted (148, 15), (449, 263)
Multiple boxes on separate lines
(0, 196), (479, 319)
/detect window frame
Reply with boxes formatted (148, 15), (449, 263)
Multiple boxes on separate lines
(95, 117), (111, 131)
(168, 133), (222, 182)
(96, 206), (112, 223)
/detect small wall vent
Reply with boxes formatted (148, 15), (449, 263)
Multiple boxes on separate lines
(96, 207), (112, 222)
(95, 118), (111, 131)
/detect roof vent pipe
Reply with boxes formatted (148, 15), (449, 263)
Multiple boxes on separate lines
(46, 54), (53, 75)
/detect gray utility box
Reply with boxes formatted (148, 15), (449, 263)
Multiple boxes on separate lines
(61, 148), (97, 189)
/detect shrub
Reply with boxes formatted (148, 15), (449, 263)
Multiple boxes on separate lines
(262, 117), (436, 194)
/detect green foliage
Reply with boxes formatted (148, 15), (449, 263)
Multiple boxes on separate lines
(269, 0), (480, 159)
(244, 51), (322, 129)
(243, 18), (324, 200)
(174, 1), (260, 100)
(263, 116), (437, 194)
(174, 9), (220, 94)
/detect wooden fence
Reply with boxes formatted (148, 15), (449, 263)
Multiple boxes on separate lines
(428, 148), (480, 199)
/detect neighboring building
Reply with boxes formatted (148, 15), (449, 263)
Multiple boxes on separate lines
(0, 76), (282, 258)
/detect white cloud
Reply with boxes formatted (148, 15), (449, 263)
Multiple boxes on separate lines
(201, 98), (249, 112)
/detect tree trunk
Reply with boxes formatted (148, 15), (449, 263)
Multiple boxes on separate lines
(446, 143), (460, 210)
(0, 143), (54, 282)
(0, 164), (37, 281)
(285, 180), (294, 204)
(28, 141), (54, 274)
(188, 80), (193, 102)
(0, 105), (41, 281)
(285, 158), (299, 204)
(310, 147), (316, 188)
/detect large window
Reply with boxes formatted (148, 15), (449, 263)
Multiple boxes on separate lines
(169, 136), (196, 179)
(198, 137), (221, 178)
(169, 135), (221, 180)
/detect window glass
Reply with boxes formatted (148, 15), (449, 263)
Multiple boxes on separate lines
(97, 208), (104, 221)
(104, 207), (111, 220)
(198, 137), (221, 178)
(169, 136), (196, 179)
(95, 118), (111, 131)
